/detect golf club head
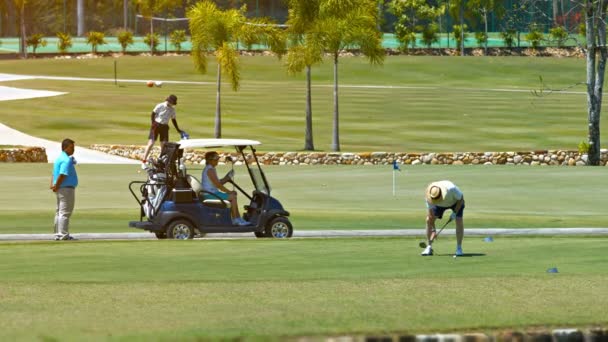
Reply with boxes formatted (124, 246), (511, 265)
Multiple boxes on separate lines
(419, 241), (427, 248)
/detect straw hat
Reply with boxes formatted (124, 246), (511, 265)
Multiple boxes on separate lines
(426, 183), (447, 204)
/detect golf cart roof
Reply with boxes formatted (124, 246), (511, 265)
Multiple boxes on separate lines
(177, 139), (261, 149)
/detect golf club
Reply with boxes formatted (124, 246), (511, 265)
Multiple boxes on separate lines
(419, 217), (453, 248)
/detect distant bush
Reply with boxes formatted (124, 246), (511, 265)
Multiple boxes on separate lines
(421, 23), (440, 48)
(87, 31), (107, 54)
(475, 31), (488, 48)
(549, 26), (568, 47)
(500, 28), (516, 49)
(117, 30), (134, 53)
(144, 33), (160, 53)
(526, 24), (544, 50)
(395, 22), (416, 51)
(170, 30), (187, 52)
(578, 141), (590, 155)
(56, 32), (72, 54)
(26, 34), (47, 56)
(452, 24), (469, 49)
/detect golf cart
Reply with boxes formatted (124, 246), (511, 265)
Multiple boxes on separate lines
(128, 139), (293, 239)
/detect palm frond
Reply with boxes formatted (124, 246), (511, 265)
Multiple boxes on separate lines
(217, 43), (240, 91)
(191, 41), (208, 74)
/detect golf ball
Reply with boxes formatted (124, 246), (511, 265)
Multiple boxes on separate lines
(155, 81), (163, 87)
(453, 255), (457, 258)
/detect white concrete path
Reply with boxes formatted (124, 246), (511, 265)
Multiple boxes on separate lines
(0, 73), (138, 164)
(1, 228), (607, 241)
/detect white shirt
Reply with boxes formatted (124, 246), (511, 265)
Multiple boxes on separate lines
(426, 180), (463, 208)
(153, 101), (176, 125)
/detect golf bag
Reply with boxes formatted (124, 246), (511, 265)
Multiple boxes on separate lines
(142, 172), (167, 219)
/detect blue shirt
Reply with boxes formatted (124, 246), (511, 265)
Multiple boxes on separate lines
(52, 151), (78, 188)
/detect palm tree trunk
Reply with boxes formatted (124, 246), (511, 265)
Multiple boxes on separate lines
(150, 19), (154, 54)
(459, 3), (464, 56)
(77, 0), (85, 36)
(215, 63), (222, 139)
(331, 53), (340, 152)
(124, 0), (128, 29)
(304, 64), (314, 150)
(585, 2), (603, 165)
(484, 10), (488, 56)
(19, 2), (27, 58)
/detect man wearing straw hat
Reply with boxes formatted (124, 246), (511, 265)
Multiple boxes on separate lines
(422, 180), (465, 256)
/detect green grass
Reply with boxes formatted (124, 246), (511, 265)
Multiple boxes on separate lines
(0, 237), (607, 340)
(0, 55), (594, 152)
(1, 163), (607, 234)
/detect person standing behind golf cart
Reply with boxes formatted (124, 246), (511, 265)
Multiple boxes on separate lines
(50, 138), (78, 241)
(422, 180), (465, 256)
(141, 94), (185, 169)
(202, 152), (250, 226)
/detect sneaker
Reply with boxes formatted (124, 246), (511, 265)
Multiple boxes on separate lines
(232, 217), (251, 226)
(55, 234), (77, 241)
(421, 245), (433, 256)
(455, 246), (463, 256)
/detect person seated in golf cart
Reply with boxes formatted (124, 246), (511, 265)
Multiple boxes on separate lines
(202, 151), (250, 226)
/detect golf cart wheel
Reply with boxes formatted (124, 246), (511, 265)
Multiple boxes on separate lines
(155, 232), (167, 239)
(166, 220), (195, 240)
(264, 217), (293, 238)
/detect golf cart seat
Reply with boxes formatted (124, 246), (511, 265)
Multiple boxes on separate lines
(187, 174), (231, 208)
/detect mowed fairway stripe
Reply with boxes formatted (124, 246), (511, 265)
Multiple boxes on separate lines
(0, 73), (588, 95)
(0, 237), (607, 339)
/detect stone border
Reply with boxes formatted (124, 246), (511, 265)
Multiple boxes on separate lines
(0, 147), (47, 162)
(293, 327), (608, 341)
(89, 145), (608, 167)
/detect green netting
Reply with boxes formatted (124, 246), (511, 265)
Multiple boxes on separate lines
(0, 32), (582, 55)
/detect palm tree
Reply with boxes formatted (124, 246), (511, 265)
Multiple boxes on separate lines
(188, 0), (286, 138)
(13, 0), (27, 58)
(285, 0), (323, 151)
(311, 0), (385, 151)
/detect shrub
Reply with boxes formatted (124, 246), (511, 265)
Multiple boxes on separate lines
(26, 33), (47, 56)
(144, 33), (160, 53)
(170, 29), (187, 52)
(525, 24), (544, 50)
(475, 31), (488, 48)
(395, 23), (417, 50)
(87, 31), (107, 54)
(578, 141), (590, 155)
(452, 24), (469, 49)
(421, 23), (439, 48)
(500, 28), (516, 48)
(117, 30), (134, 53)
(549, 26), (568, 47)
(56, 32), (72, 54)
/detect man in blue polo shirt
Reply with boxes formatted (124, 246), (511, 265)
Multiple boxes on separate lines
(50, 138), (79, 241)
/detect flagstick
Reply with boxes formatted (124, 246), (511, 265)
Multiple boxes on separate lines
(392, 169), (396, 196)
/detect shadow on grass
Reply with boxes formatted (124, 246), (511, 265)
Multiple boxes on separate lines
(433, 253), (487, 257)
